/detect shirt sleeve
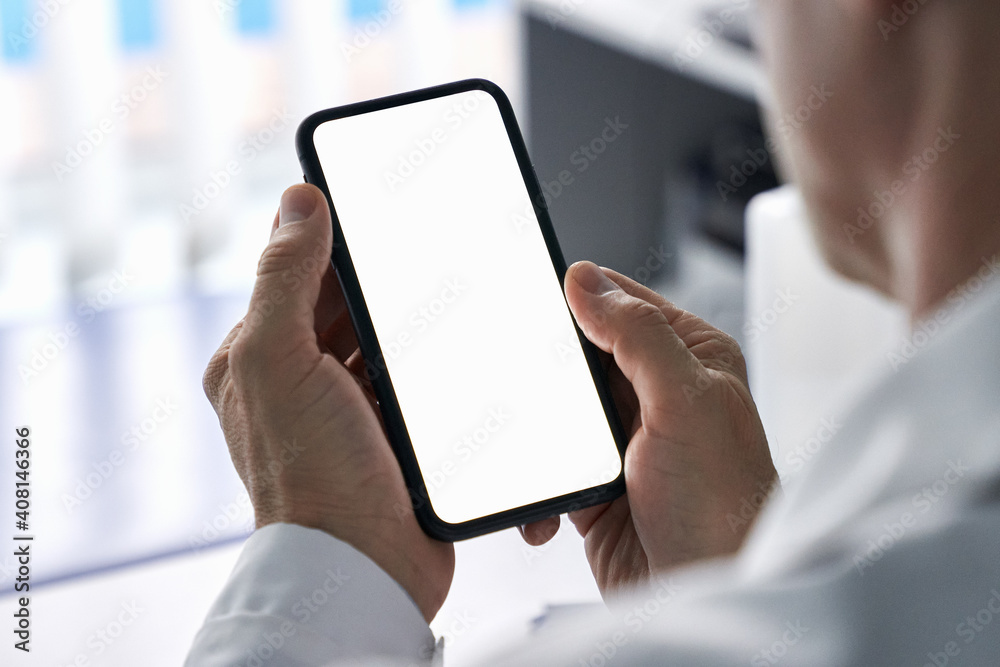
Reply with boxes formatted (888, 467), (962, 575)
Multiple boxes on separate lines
(184, 522), (440, 667)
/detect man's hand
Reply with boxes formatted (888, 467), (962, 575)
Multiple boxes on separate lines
(520, 262), (777, 598)
(202, 184), (454, 622)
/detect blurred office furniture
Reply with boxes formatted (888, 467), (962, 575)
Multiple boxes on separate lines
(744, 187), (907, 480)
(520, 0), (777, 282)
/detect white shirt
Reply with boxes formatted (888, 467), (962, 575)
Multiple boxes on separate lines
(186, 265), (1000, 666)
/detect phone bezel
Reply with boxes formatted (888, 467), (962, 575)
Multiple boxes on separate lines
(295, 78), (628, 541)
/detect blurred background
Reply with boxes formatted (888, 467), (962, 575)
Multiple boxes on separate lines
(0, 0), (906, 664)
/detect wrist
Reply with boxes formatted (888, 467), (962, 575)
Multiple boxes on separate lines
(330, 520), (450, 622)
(257, 508), (451, 622)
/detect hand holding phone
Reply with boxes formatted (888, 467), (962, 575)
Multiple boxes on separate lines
(296, 79), (629, 540)
(202, 80), (776, 627)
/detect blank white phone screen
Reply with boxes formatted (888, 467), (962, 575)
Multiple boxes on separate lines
(313, 89), (622, 525)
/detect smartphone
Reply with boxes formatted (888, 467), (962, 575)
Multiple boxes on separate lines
(296, 79), (627, 541)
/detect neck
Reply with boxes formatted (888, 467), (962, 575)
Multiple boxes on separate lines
(892, 173), (1000, 322)
(878, 9), (1000, 322)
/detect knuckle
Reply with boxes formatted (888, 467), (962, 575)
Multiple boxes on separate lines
(203, 322), (252, 408)
(701, 331), (748, 376)
(226, 332), (258, 383)
(622, 298), (667, 329)
(716, 331), (744, 361)
(605, 268), (640, 292)
(202, 355), (225, 406)
(255, 237), (299, 277)
(204, 328), (241, 407)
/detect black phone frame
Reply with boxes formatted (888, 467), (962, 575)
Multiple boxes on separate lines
(295, 78), (628, 542)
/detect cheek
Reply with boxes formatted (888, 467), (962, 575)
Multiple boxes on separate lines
(755, 2), (810, 82)
(755, 11), (824, 174)
(755, 2), (850, 115)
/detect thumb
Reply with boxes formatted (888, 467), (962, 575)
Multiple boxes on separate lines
(564, 261), (705, 407)
(243, 184), (333, 355)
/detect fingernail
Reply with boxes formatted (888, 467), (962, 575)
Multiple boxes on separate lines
(574, 261), (620, 296)
(279, 187), (317, 226)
